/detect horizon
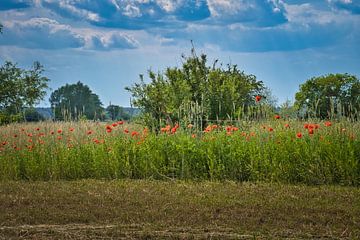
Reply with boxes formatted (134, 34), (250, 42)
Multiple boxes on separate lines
(1, 0), (359, 108)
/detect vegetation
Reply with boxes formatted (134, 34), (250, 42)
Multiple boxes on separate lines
(0, 61), (49, 124)
(49, 81), (104, 121)
(0, 119), (359, 185)
(106, 104), (130, 120)
(295, 73), (360, 119)
(126, 49), (266, 131)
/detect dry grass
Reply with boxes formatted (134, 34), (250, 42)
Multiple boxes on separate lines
(0, 180), (359, 239)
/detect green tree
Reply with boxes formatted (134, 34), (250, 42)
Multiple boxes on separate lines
(126, 49), (264, 131)
(295, 73), (360, 119)
(106, 104), (130, 120)
(49, 81), (104, 121)
(0, 61), (49, 122)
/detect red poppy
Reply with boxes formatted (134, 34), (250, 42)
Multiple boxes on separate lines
(14, 134), (18, 138)
(57, 129), (62, 134)
(36, 127), (40, 131)
(2, 141), (7, 146)
(106, 125), (112, 130)
(284, 123), (290, 128)
(69, 128), (74, 132)
(191, 134), (196, 138)
(124, 129), (129, 134)
(308, 129), (314, 135)
(274, 115), (281, 119)
(131, 131), (139, 137)
(324, 121), (332, 127)
(171, 127), (177, 134)
(106, 129), (112, 133)
(296, 132), (302, 138)
(112, 123), (118, 127)
(268, 127), (274, 132)
(304, 124), (309, 129)
(87, 130), (93, 135)
(50, 131), (55, 135)
(255, 95), (261, 102)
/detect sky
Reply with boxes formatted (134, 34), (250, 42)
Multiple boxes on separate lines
(0, 0), (359, 107)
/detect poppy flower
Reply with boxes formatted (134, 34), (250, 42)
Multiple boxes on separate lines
(106, 129), (112, 133)
(36, 128), (40, 131)
(57, 129), (62, 134)
(324, 121), (332, 127)
(118, 121), (124, 125)
(191, 134), (196, 138)
(171, 127), (177, 134)
(87, 130), (93, 135)
(124, 129), (129, 134)
(50, 131), (54, 135)
(14, 134), (18, 138)
(255, 95), (261, 102)
(106, 125), (112, 130)
(296, 132), (302, 138)
(308, 129), (314, 135)
(131, 131), (139, 137)
(268, 127), (274, 132)
(274, 115), (281, 119)
(112, 123), (118, 127)
(284, 123), (290, 128)
(69, 128), (74, 132)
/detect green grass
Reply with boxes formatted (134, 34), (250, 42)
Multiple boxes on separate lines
(0, 180), (359, 239)
(1, 120), (359, 185)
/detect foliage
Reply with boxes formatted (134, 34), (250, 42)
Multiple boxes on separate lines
(0, 119), (359, 185)
(126, 49), (264, 131)
(295, 73), (360, 119)
(49, 81), (104, 121)
(106, 104), (130, 120)
(24, 108), (45, 122)
(0, 61), (49, 122)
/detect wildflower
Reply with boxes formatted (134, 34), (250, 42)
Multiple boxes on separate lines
(296, 132), (302, 138)
(324, 121), (332, 127)
(2, 141), (7, 146)
(211, 125), (218, 130)
(50, 131), (55, 135)
(171, 127), (177, 134)
(36, 127), (40, 131)
(57, 136), (62, 140)
(204, 125), (212, 133)
(57, 129), (62, 134)
(274, 115), (281, 120)
(161, 125), (171, 133)
(106, 125), (112, 131)
(87, 130), (93, 135)
(131, 131), (139, 137)
(69, 128), (74, 132)
(304, 124), (309, 129)
(124, 129), (129, 134)
(14, 134), (18, 138)
(191, 134), (196, 138)
(112, 123), (118, 127)
(106, 128), (112, 133)
(308, 129), (314, 135)
(255, 95), (262, 102)
(27, 133), (33, 137)
(284, 123), (290, 128)
(268, 127), (274, 132)
(118, 121), (124, 125)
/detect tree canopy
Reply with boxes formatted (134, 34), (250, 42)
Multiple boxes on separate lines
(0, 61), (49, 122)
(295, 73), (360, 119)
(49, 81), (104, 121)
(106, 104), (130, 120)
(126, 49), (265, 130)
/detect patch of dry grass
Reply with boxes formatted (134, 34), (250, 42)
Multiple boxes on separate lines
(0, 180), (359, 239)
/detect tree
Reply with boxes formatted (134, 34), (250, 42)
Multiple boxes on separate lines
(0, 61), (49, 122)
(49, 81), (104, 121)
(0, 22), (3, 33)
(126, 49), (264, 130)
(295, 73), (360, 119)
(106, 104), (130, 120)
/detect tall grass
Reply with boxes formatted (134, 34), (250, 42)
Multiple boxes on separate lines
(0, 119), (359, 185)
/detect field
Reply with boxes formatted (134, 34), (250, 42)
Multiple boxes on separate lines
(1, 180), (360, 239)
(1, 120), (359, 239)
(0, 120), (359, 185)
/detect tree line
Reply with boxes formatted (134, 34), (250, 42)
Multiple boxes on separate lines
(1, 49), (360, 125)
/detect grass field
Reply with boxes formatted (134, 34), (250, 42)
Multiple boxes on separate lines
(0, 180), (359, 239)
(1, 120), (359, 185)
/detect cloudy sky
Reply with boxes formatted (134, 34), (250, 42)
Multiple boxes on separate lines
(0, 0), (359, 107)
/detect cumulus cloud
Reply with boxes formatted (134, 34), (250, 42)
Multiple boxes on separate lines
(0, 17), (138, 50)
(328, 0), (360, 14)
(207, 0), (288, 26)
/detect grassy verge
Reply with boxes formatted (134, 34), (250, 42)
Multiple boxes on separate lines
(0, 180), (359, 239)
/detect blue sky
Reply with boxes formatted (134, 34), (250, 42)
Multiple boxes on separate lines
(0, 0), (359, 107)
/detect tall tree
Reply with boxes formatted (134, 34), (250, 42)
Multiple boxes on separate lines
(126, 49), (264, 130)
(49, 81), (104, 121)
(0, 61), (49, 116)
(295, 73), (360, 119)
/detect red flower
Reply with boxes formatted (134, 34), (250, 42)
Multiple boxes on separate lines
(87, 130), (93, 135)
(296, 132), (302, 138)
(57, 129), (62, 134)
(324, 121), (332, 127)
(106, 128), (112, 133)
(304, 124), (309, 129)
(36, 127), (40, 131)
(112, 123), (118, 127)
(284, 123), (290, 128)
(274, 115), (281, 119)
(106, 125), (112, 130)
(50, 131), (54, 135)
(268, 127), (274, 132)
(255, 95), (261, 102)
(131, 131), (139, 137)
(171, 127), (177, 134)
(69, 128), (74, 132)
(308, 129), (314, 135)
(124, 129), (129, 134)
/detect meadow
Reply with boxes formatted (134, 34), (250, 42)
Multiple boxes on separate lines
(1, 118), (359, 185)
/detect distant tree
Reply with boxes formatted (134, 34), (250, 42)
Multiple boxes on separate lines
(0, 22), (3, 33)
(295, 73), (360, 119)
(0, 61), (49, 122)
(49, 81), (104, 121)
(24, 108), (45, 122)
(126, 48), (264, 131)
(106, 104), (130, 120)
